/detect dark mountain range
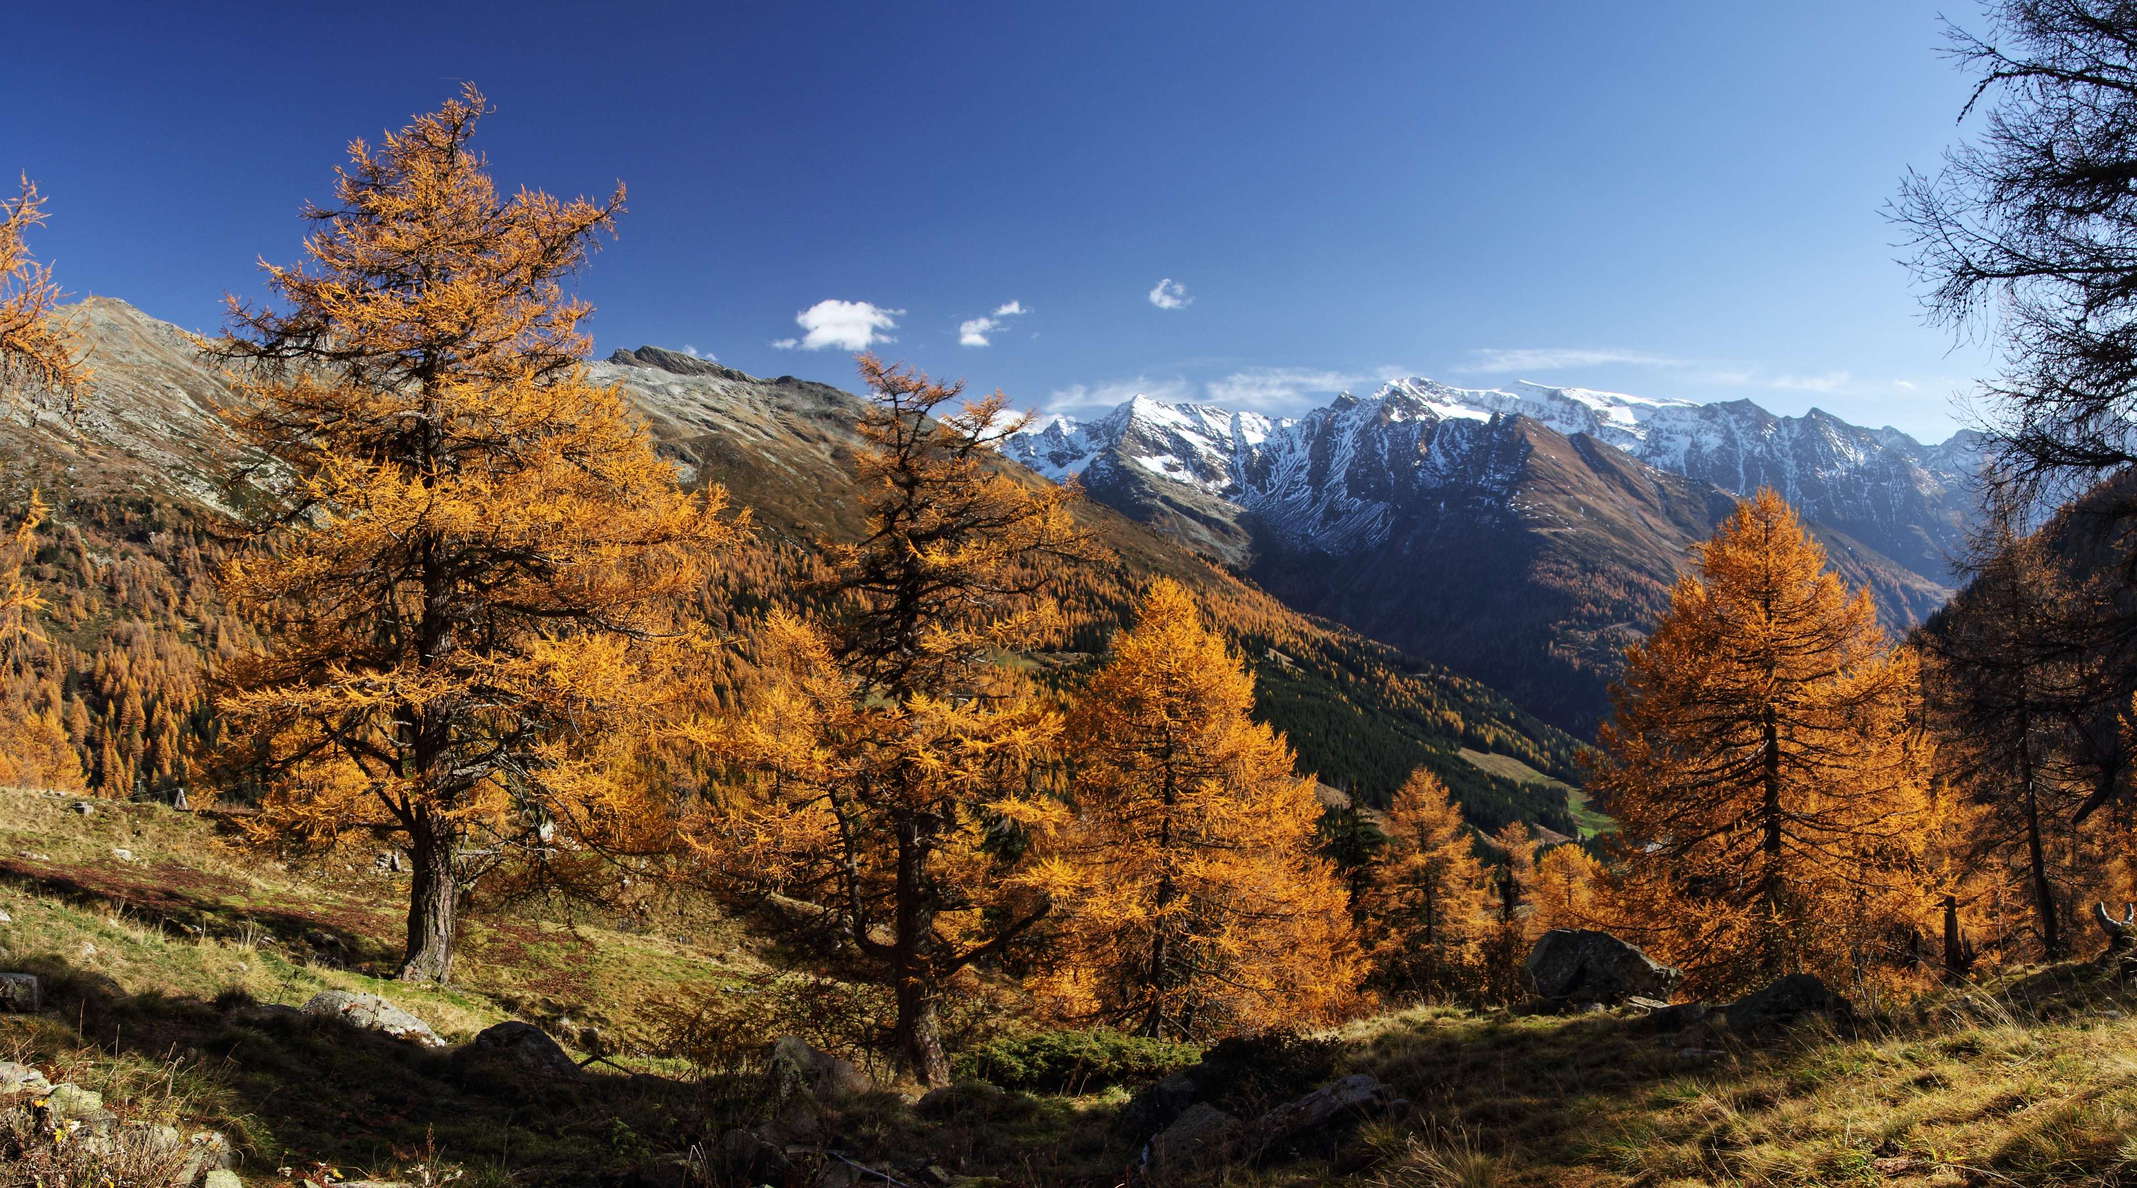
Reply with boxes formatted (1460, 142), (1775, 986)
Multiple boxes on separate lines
(1007, 379), (1975, 732)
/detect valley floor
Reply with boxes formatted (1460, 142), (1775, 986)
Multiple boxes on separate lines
(2, 786), (2134, 1186)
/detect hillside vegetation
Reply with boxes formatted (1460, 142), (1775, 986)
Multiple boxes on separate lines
(7, 787), (2137, 1185)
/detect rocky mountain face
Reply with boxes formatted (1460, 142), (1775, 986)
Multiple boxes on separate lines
(0, 298), (1589, 827)
(1009, 380), (1978, 732)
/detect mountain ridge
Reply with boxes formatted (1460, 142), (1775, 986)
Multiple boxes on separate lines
(1006, 378), (1976, 731)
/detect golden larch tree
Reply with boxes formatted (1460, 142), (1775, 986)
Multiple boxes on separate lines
(1031, 578), (1361, 1041)
(1528, 842), (1607, 934)
(0, 175), (87, 404)
(215, 87), (736, 982)
(1357, 767), (1488, 1002)
(713, 356), (1092, 1085)
(1592, 489), (1937, 994)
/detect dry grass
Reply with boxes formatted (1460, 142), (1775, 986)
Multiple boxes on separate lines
(15, 784), (2137, 1185)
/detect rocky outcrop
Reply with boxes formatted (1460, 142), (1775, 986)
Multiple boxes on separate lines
(451, 1021), (585, 1088)
(0, 972), (42, 1013)
(1227, 1073), (1406, 1165)
(1526, 929), (1679, 1006)
(1722, 974), (1852, 1033)
(767, 1035), (871, 1102)
(301, 991), (445, 1047)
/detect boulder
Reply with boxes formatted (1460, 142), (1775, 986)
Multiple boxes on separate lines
(41, 1083), (110, 1125)
(1227, 1074), (1407, 1165)
(1147, 1102), (1237, 1172)
(767, 1035), (871, 1102)
(1121, 1067), (1202, 1137)
(0, 1061), (51, 1097)
(202, 1173), (243, 1188)
(1526, 929), (1679, 1006)
(452, 1020), (585, 1086)
(712, 1127), (790, 1184)
(301, 990), (445, 1047)
(1722, 973), (1852, 1033)
(0, 972), (41, 1013)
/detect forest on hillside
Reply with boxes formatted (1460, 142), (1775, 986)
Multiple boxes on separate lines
(21, 4), (2137, 1182)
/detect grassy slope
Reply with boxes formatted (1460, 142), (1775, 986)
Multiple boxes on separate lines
(11, 786), (2137, 1186)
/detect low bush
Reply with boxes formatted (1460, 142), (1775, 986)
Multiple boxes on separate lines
(960, 1028), (1200, 1094)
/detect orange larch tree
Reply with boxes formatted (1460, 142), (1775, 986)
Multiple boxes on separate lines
(1357, 766), (1488, 1002)
(1592, 489), (1937, 994)
(215, 87), (736, 982)
(713, 357), (1092, 1085)
(1030, 578), (1361, 1041)
(0, 175), (88, 405)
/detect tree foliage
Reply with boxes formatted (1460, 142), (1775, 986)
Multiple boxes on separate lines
(1896, 0), (2137, 507)
(214, 86), (737, 981)
(1356, 767), (1487, 1002)
(1027, 579), (1360, 1041)
(711, 356), (1094, 1084)
(0, 175), (86, 406)
(1593, 490), (1940, 994)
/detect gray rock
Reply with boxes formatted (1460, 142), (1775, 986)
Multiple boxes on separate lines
(452, 1020), (585, 1085)
(1526, 928), (1679, 1006)
(713, 1127), (790, 1184)
(42, 1082), (105, 1122)
(301, 990), (445, 1047)
(0, 1060), (51, 1096)
(1148, 1102), (1236, 1172)
(1722, 973), (1852, 1033)
(767, 1035), (871, 1102)
(1122, 1068), (1202, 1137)
(1228, 1074), (1406, 1164)
(180, 1129), (237, 1181)
(68, 801), (92, 815)
(0, 907), (13, 923)
(1636, 1001), (1711, 1034)
(0, 972), (41, 1013)
(202, 1172), (243, 1188)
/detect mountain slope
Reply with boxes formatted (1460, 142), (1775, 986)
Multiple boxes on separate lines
(0, 298), (1587, 829)
(1010, 380), (1972, 732)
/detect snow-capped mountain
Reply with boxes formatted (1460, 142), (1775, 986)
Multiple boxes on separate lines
(1009, 378), (1981, 579)
(1006, 379), (1979, 732)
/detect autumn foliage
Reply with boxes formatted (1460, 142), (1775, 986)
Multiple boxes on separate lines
(0, 175), (86, 405)
(1592, 489), (1940, 994)
(1356, 768), (1487, 1001)
(215, 87), (737, 981)
(1028, 578), (1360, 1040)
(711, 357), (1093, 1084)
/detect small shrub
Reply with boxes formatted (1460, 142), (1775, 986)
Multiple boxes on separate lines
(960, 1028), (1201, 1094)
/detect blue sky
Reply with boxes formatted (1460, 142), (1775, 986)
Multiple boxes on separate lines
(6, 1), (1991, 441)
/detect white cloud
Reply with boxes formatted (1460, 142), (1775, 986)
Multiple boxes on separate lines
(959, 300), (1030, 347)
(770, 299), (903, 351)
(1205, 367), (1380, 411)
(1148, 278), (1192, 310)
(681, 344), (716, 361)
(1769, 370), (1851, 393)
(1893, 379), (1919, 392)
(1456, 347), (1690, 374)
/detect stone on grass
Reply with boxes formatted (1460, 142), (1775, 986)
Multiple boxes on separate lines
(452, 1020), (585, 1086)
(301, 990), (445, 1047)
(202, 1172), (243, 1188)
(1227, 1074), (1406, 1165)
(0, 1060), (51, 1096)
(0, 972), (40, 1013)
(1722, 973), (1852, 1033)
(1526, 928), (1679, 1006)
(1148, 1102), (1236, 1172)
(41, 1083), (107, 1122)
(767, 1035), (871, 1101)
